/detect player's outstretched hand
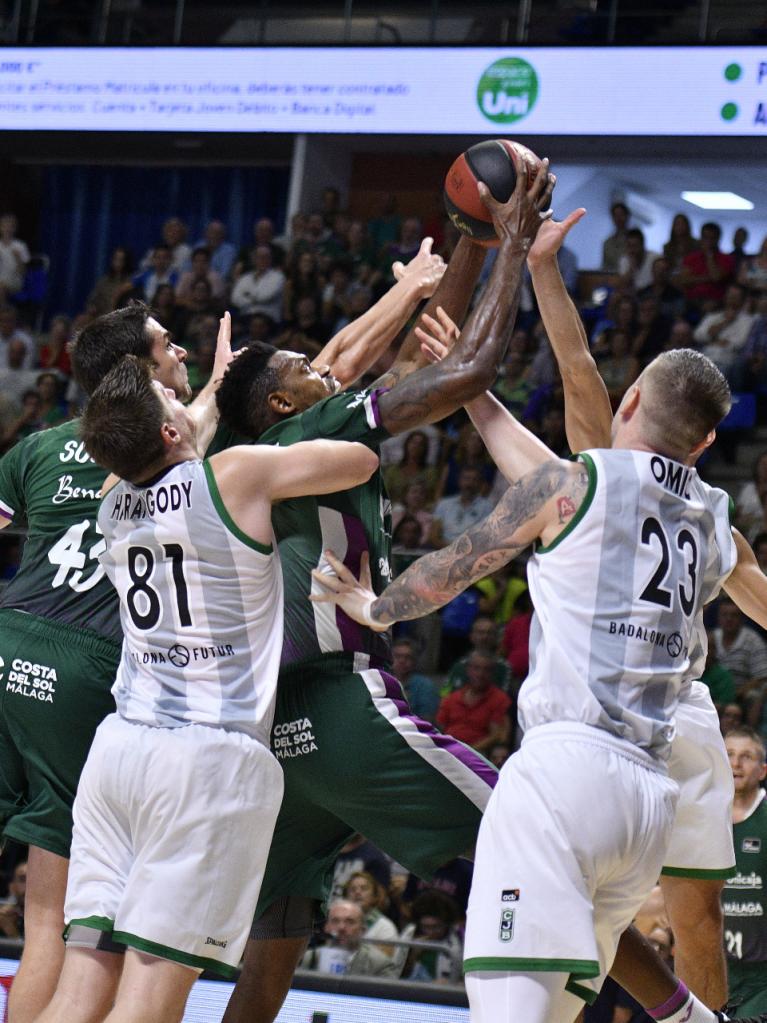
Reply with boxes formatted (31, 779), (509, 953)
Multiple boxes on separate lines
(527, 207), (587, 270)
(478, 156), (554, 247)
(310, 551), (388, 632)
(210, 311), (234, 385)
(392, 237), (447, 298)
(415, 306), (461, 364)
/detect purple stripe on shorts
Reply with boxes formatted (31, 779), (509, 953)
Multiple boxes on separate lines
(335, 513), (369, 653)
(379, 670), (498, 790)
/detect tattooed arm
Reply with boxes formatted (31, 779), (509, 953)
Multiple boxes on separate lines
(311, 459), (589, 629)
(527, 211), (613, 451)
(375, 159), (554, 435)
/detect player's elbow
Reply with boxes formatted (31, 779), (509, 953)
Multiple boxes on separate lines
(347, 443), (380, 483)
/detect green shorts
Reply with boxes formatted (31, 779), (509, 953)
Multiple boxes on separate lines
(0, 609), (119, 858)
(255, 655), (497, 915)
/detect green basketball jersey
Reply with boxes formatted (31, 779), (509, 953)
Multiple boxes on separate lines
(0, 420), (121, 644)
(259, 386), (392, 669)
(724, 793), (767, 965)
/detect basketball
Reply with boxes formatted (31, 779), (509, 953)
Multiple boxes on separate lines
(443, 139), (544, 247)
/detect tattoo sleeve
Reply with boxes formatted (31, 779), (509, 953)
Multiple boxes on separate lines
(372, 461), (589, 625)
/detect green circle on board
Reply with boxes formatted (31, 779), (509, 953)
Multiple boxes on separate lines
(724, 63), (742, 82)
(721, 102), (739, 121)
(476, 57), (539, 124)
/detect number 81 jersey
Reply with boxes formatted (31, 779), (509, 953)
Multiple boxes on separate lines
(0, 420), (120, 644)
(520, 448), (737, 761)
(98, 459), (283, 744)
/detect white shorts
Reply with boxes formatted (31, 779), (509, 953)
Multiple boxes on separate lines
(663, 681), (735, 878)
(463, 722), (678, 1003)
(65, 714), (284, 977)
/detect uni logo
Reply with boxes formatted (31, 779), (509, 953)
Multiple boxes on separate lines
(477, 57), (539, 124)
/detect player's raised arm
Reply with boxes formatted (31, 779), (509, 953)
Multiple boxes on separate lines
(374, 159), (555, 436)
(311, 457), (587, 630)
(312, 238), (447, 387)
(416, 306), (559, 483)
(186, 311), (235, 453)
(527, 210), (613, 451)
(723, 527), (767, 631)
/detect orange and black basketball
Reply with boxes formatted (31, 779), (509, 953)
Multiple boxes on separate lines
(443, 139), (543, 247)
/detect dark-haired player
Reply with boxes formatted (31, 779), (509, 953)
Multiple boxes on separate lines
(219, 160), (555, 1023)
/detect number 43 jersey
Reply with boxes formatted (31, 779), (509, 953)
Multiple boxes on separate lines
(0, 420), (121, 644)
(98, 459), (283, 744)
(521, 449), (737, 761)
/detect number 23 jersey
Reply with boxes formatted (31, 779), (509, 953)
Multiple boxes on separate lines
(521, 449), (736, 760)
(98, 459), (283, 745)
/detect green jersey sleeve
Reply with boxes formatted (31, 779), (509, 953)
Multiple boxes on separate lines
(262, 387), (391, 449)
(0, 433), (40, 522)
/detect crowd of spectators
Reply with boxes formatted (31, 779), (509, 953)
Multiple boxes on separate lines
(1, 188), (767, 995)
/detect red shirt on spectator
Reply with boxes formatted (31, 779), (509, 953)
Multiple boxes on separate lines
(682, 248), (734, 304)
(437, 684), (511, 748)
(502, 610), (532, 681)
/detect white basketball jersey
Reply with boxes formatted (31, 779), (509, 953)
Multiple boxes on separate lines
(520, 449), (736, 760)
(98, 459), (283, 746)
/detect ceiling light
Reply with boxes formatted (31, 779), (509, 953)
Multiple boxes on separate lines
(681, 191), (754, 210)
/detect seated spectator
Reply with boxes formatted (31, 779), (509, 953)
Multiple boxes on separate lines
(736, 450), (767, 540)
(230, 245), (286, 322)
(437, 651), (511, 752)
(140, 216), (191, 274)
(331, 834), (391, 900)
(379, 218), (423, 285)
(601, 201), (630, 273)
(150, 283), (187, 344)
(438, 424), (495, 499)
(538, 403), (570, 458)
(196, 219), (237, 280)
(131, 243), (179, 304)
(0, 337), (38, 404)
(738, 233), (767, 299)
(631, 295), (672, 366)
(392, 515), (426, 573)
(275, 296), (329, 359)
(663, 212), (699, 274)
(180, 279), (222, 332)
(343, 871), (399, 949)
(493, 348), (534, 417)
(694, 283), (755, 375)
(680, 221), (734, 306)
(596, 328), (639, 408)
(0, 213), (30, 299)
(247, 312), (279, 345)
(391, 480), (435, 546)
(186, 334), (216, 396)
(87, 245), (135, 316)
(0, 860), (25, 938)
(321, 261), (355, 331)
(2, 389), (43, 450)
(637, 256), (685, 319)
(380, 424), (443, 469)
(446, 616), (511, 694)
(429, 467), (493, 547)
(720, 701), (744, 736)
(731, 225), (751, 275)
(302, 899), (397, 978)
(701, 627), (736, 710)
(729, 294), (767, 392)
(235, 216), (286, 275)
(664, 318), (695, 352)
(36, 371), (67, 427)
(384, 430), (440, 506)
(345, 219), (377, 277)
(618, 228), (660, 293)
(398, 892), (463, 983)
(0, 306), (34, 369)
(283, 251), (323, 322)
(176, 246), (226, 306)
(38, 314), (72, 376)
(502, 589), (534, 684)
(400, 859), (474, 923)
(592, 295), (637, 353)
(391, 638), (439, 723)
(713, 597), (767, 704)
